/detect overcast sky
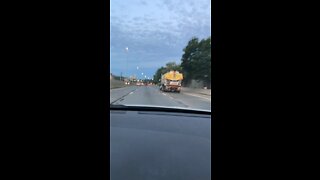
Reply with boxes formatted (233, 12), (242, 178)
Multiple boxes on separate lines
(110, 0), (211, 79)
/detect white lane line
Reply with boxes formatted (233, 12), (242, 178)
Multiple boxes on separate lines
(183, 93), (211, 101)
(166, 94), (189, 107)
(129, 92), (134, 95)
(162, 93), (167, 96)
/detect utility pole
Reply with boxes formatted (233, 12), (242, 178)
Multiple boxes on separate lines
(125, 47), (128, 81)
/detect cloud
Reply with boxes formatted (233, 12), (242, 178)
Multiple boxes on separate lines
(110, 0), (211, 75)
(133, 17), (142, 21)
(140, 0), (148, 5)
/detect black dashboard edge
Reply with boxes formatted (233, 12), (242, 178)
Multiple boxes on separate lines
(110, 105), (211, 115)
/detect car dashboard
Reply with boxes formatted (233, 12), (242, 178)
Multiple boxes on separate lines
(110, 107), (211, 180)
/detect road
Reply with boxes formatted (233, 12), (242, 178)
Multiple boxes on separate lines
(110, 85), (211, 111)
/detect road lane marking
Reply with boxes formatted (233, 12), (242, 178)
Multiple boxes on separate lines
(129, 92), (133, 95)
(110, 88), (138, 104)
(167, 96), (189, 107)
(183, 93), (211, 101)
(162, 93), (167, 96)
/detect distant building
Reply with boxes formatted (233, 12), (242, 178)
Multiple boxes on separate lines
(129, 75), (136, 81)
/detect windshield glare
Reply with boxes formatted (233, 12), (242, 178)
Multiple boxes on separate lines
(110, 0), (211, 111)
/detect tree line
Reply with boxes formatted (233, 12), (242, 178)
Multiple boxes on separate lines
(153, 36), (211, 87)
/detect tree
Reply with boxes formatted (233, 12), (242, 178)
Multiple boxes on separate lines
(153, 62), (182, 84)
(153, 36), (211, 88)
(153, 66), (166, 84)
(192, 37), (211, 81)
(165, 62), (182, 71)
(181, 37), (199, 84)
(180, 36), (211, 87)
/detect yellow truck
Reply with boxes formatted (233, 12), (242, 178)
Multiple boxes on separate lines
(160, 71), (183, 93)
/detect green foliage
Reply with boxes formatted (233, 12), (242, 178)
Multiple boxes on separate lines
(153, 36), (211, 86)
(153, 62), (182, 84)
(181, 36), (211, 85)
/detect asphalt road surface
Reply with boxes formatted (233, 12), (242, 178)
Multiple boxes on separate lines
(110, 85), (211, 111)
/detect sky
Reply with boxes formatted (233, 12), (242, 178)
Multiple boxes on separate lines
(110, 0), (211, 80)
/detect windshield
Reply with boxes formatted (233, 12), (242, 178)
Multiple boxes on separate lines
(110, 0), (211, 111)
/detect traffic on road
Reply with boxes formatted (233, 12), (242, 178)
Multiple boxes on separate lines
(110, 85), (211, 111)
